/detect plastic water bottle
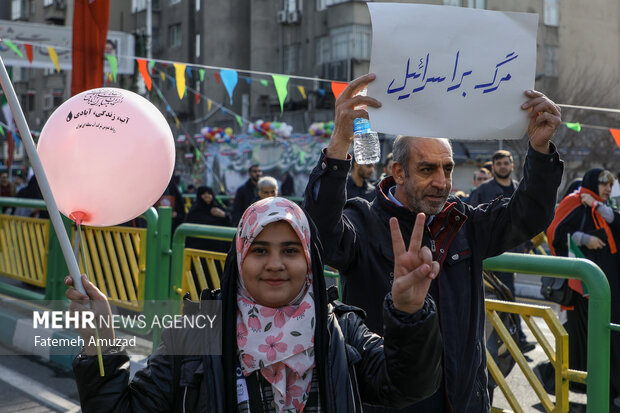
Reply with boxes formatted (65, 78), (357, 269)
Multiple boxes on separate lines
(353, 89), (380, 164)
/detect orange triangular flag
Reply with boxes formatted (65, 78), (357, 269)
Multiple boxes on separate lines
(610, 128), (620, 148)
(137, 58), (152, 91)
(331, 81), (348, 99)
(24, 44), (33, 63)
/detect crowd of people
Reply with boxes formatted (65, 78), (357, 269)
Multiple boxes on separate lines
(0, 70), (613, 411)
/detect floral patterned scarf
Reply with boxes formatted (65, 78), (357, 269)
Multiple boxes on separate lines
(235, 197), (316, 412)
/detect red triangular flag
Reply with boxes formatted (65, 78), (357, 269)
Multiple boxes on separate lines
(214, 72), (221, 84)
(195, 91), (200, 104)
(136, 58), (152, 91)
(331, 81), (348, 99)
(24, 44), (33, 63)
(610, 128), (620, 148)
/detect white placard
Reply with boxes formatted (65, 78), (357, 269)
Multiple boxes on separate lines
(367, 4), (538, 140)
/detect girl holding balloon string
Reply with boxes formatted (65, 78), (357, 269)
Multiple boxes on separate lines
(66, 197), (442, 412)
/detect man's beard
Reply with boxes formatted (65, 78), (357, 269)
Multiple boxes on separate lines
(495, 170), (512, 180)
(404, 180), (449, 216)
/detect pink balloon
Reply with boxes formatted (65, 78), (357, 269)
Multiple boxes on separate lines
(38, 88), (175, 227)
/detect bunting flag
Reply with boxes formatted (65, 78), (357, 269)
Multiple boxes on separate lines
(71, 0), (110, 96)
(2, 40), (24, 58)
(297, 85), (306, 99)
(186, 66), (192, 78)
(220, 69), (238, 105)
(0, 125), (4, 137)
(299, 151), (306, 164)
(245, 78), (252, 84)
(610, 128), (620, 148)
(160, 72), (166, 81)
(331, 81), (348, 99)
(24, 44), (33, 63)
(566, 122), (581, 132)
(260, 79), (269, 87)
(214, 72), (221, 83)
(235, 114), (243, 127)
(148, 60), (155, 72)
(317, 89), (326, 96)
(272, 74), (290, 113)
(175, 117), (180, 129)
(173, 63), (187, 100)
(207, 99), (212, 112)
(195, 92), (200, 104)
(137, 58), (152, 90)
(199, 69), (205, 82)
(47, 47), (60, 72)
(105, 54), (118, 82)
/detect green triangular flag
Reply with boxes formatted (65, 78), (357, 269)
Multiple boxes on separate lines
(148, 61), (155, 70)
(299, 151), (306, 164)
(3, 40), (23, 58)
(566, 122), (581, 132)
(105, 54), (118, 82)
(271, 74), (290, 113)
(199, 69), (205, 82)
(0, 125), (4, 137)
(195, 148), (201, 159)
(235, 114), (243, 127)
(260, 79), (269, 87)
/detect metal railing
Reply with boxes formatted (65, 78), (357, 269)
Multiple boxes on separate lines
(484, 253), (616, 413)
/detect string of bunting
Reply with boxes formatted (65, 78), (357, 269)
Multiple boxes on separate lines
(0, 39), (619, 147)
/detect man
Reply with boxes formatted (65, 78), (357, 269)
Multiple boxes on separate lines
(374, 152), (394, 185)
(347, 158), (376, 202)
(231, 164), (262, 224)
(472, 168), (491, 190)
(303, 73), (563, 412)
(0, 172), (16, 198)
(257, 176), (278, 199)
(469, 150), (534, 353)
(469, 150), (518, 206)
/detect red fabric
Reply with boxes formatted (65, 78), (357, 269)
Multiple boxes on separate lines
(547, 186), (617, 256)
(6, 131), (13, 171)
(71, 0), (110, 96)
(611, 128), (620, 148)
(214, 72), (221, 84)
(194, 91), (200, 104)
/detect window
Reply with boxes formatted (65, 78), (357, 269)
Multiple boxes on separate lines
(315, 36), (330, 65)
(544, 45), (558, 77)
(443, 0), (460, 6)
(317, 0), (349, 11)
(195, 34), (201, 58)
(195, 0), (200, 11)
(152, 28), (160, 51)
(43, 0), (53, 6)
(11, 0), (28, 20)
(168, 24), (182, 48)
(283, 44), (300, 74)
(169, 0), (181, 4)
(132, 0), (146, 12)
(466, 0), (485, 8)
(544, 0), (558, 26)
(330, 25), (371, 61)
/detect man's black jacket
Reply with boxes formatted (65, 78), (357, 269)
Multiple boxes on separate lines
(303, 144), (563, 413)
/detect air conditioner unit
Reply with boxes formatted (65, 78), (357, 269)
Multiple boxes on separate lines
(276, 10), (287, 23)
(287, 10), (301, 24)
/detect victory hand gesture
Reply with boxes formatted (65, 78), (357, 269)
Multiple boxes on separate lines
(390, 213), (439, 314)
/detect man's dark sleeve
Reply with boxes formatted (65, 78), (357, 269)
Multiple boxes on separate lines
(468, 185), (482, 206)
(302, 150), (360, 271)
(471, 143), (563, 258)
(340, 295), (442, 408)
(231, 184), (247, 225)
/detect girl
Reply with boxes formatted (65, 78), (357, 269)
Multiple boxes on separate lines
(67, 197), (442, 412)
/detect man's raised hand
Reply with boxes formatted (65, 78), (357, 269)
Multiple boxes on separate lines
(327, 73), (382, 160)
(390, 214), (439, 314)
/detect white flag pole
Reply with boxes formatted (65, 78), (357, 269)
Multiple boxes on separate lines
(0, 56), (85, 294)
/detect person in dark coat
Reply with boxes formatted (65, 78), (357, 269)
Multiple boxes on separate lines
(67, 197), (443, 412)
(184, 186), (233, 253)
(231, 164), (262, 225)
(546, 168), (620, 401)
(13, 175), (49, 219)
(304, 73), (563, 413)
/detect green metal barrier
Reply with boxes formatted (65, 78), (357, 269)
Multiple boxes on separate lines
(484, 253), (613, 413)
